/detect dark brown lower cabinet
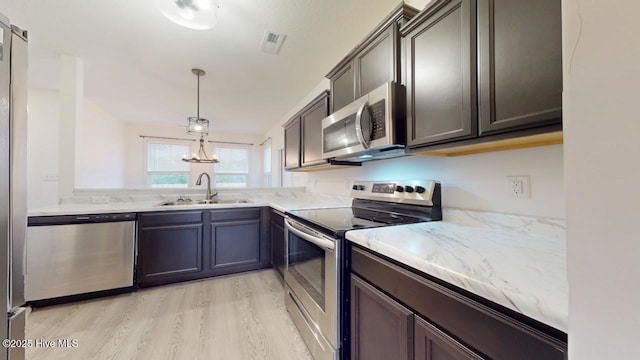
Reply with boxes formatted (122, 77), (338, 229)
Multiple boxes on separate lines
(138, 207), (271, 287)
(351, 274), (413, 360)
(270, 209), (285, 279)
(137, 211), (205, 287)
(350, 245), (567, 360)
(414, 316), (483, 360)
(351, 273), (482, 360)
(209, 208), (270, 277)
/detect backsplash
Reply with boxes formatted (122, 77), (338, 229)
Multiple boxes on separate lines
(443, 208), (565, 240)
(301, 144), (564, 218)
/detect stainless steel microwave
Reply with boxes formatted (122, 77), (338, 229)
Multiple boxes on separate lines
(322, 82), (406, 161)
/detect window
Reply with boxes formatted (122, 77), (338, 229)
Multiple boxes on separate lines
(263, 139), (272, 187)
(213, 146), (250, 187)
(146, 141), (190, 188)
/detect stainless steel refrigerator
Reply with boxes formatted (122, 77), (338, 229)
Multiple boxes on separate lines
(0, 12), (28, 360)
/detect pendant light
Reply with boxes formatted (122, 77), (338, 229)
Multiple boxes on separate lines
(182, 68), (219, 163)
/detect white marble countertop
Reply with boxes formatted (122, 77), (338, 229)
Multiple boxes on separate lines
(345, 209), (568, 332)
(28, 189), (351, 217)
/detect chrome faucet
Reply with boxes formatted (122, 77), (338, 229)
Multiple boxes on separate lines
(196, 172), (218, 200)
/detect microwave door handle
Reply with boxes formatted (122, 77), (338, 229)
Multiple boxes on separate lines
(355, 102), (370, 149)
(285, 219), (335, 251)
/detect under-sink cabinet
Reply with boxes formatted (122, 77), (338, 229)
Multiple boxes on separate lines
(350, 245), (567, 360)
(137, 211), (205, 287)
(209, 208), (270, 275)
(137, 207), (270, 287)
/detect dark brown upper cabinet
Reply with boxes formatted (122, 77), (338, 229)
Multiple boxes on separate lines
(326, 3), (418, 114)
(403, 0), (477, 147)
(478, 0), (562, 135)
(301, 92), (330, 167)
(283, 91), (330, 170)
(283, 117), (301, 170)
(401, 0), (562, 154)
(331, 63), (355, 114)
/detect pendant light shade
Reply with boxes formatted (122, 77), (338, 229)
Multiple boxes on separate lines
(155, 0), (219, 30)
(182, 68), (219, 163)
(186, 116), (209, 136)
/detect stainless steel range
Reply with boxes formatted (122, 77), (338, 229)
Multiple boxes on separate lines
(284, 180), (442, 360)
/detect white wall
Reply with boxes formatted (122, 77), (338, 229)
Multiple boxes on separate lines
(76, 98), (126, 188)
(563, 1), (640, 359)
(26, 89), (129, 207)
(26, 89), (60, 209)
(306, 145), (564, 218)
(123, 124), (263, 189)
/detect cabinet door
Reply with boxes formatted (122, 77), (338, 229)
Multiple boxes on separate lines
(270, 210), (285, 279)
(478, 0), (562, 135)
(415, 316), (484, 360)
(356, 25), (398, 97)
(351, 274), (414, 360)
(301, 93), (329, 167)
(138, 223), (204, 286)
(210, 219), (262, 275)
(405, 0), (477, 147)
(284, 118), (301, 169)
(330, 63), (356, 113)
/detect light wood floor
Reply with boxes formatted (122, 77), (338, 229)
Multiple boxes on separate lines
(26, 269), (313, 360)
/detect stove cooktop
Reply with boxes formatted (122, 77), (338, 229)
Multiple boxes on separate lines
(287, 206), (427, 237)
(287, 180), (442, 237)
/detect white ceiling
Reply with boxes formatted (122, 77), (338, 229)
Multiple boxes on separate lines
(0, 0), (422, 135)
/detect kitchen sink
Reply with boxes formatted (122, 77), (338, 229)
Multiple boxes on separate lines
(156, 199), (252, 206)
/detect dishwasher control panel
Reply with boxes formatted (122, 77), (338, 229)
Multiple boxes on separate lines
(28, 212), (137, 226)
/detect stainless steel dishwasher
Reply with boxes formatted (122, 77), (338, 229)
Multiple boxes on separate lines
(26, 213), (136, 302)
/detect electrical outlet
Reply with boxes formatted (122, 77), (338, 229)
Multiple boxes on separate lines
(507, 176), (530, 199)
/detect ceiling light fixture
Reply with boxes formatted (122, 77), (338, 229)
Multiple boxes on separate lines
(155, 0), (219, 30)
(182, 69), (219, 163)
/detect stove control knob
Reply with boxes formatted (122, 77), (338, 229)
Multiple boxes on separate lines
(352, 185), (359, 190)
(404, 185), (415, 193)
(395, 185), (404, 192)
(415, 186), (426, 194)
(358, 185), (366, 191)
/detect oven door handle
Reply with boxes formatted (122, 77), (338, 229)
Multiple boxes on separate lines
(285, 219), (335, 251)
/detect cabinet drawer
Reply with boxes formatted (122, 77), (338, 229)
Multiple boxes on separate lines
(210, 208), (261, 222)
(351, 246), (567, 360)
(139, 211), (203, 226)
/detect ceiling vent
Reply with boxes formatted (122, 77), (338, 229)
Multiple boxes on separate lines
(261, 31), (286, 55)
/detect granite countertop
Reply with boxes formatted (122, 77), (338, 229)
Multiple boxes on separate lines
(345, 209), (568, 332)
